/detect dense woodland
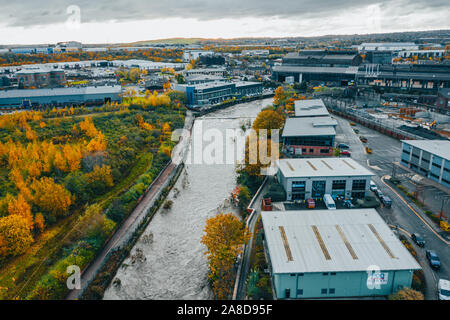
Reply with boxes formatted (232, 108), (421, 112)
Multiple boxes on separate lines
(0, 92), (186, 299)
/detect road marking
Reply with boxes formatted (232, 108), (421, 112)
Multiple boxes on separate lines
(381, 175), (449, 245)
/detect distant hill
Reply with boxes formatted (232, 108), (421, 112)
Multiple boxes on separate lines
(117, 38), (206, 46)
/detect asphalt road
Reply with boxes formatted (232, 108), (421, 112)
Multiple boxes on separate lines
(334, 114), (450, 300)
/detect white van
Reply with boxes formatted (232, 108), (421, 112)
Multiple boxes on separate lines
(370, 181), (377, 192)
(324, 194), (336, 210)
(438, 279), (450, 300)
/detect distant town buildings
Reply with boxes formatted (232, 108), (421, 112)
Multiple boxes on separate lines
(357, 42), (419, 52)
(397, 49), (445, 59)
(16, 67), (66, 88)
(184, 67), (227, 77)
(272, 50), (362, 86)
(182, 50), (215, 62)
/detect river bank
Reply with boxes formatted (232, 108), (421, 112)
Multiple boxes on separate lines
(103, 98), (273, 300)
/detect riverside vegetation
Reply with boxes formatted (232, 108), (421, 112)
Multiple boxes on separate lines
(0, 90), (186, 299)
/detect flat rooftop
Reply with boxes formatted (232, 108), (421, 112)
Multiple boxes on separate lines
(282, 116), (337, 138)
(0, 85), (122, 99)
(277, 158), (374, 178)
(294, 99), (329, 117)
(273, 65), (359, 75)
(262, 209), (421, 274)
(402, 139), (450, 161)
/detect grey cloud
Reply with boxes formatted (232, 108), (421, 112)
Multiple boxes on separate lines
(0, 0), (448, 28)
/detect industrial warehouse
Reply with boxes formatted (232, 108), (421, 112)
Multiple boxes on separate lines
(282, 98), (337, 156)
(400, 140), (450, 188)
(173, 81), (263, 107)
(276, 158), (375, 200)
(0, 85), (122, 108)
(261, 209), (422, 299)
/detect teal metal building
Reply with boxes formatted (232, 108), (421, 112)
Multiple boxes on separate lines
(262, 209), (421, 299)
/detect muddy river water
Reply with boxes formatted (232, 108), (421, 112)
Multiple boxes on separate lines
(103, 98), (272, 300)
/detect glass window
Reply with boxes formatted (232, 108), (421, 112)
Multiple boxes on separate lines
(352, 179), (366, 190)
(332, 180), (346, 190)
(297, 289), (303, 295)
(329, 288), (335, 294)
(321, 289), (327, 294)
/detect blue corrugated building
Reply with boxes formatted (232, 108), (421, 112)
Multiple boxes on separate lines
(0, 85), (122, 108)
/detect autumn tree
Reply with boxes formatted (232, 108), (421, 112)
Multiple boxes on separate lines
(86, 165), (114, 194)
(238, 186), (251, 213)
(243, 135), (278, 178)
(34, 213), (45, 233)
(0, 214), (34, 257)
(8, 193), (33, 229)
(201, 212), (251, 300)
(273, 86), (286, 106)
(252, 109), (284, 137)
(388, 287), (424, 300)
(78, 117), (98, 138)
(87, 132), (107, 153)
(30, 177), (73, 221)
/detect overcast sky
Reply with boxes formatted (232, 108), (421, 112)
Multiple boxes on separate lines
(1, 0), (449, 45)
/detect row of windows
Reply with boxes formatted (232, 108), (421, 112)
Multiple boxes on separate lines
(285, 137), (333, 147)
(352, 179), (367, 190)
(332, 180), (346, 190)
(432, 162), (442, 169)
(290, 180), (367, 193)
(295, 288), (336, 296)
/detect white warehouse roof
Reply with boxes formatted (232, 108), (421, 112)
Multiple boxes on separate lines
(0, 85), (122, 99)
(402, 140), (450, 161)
(262, 209), (421, 274)
(294, 99), (329, 117)
(277, 158), (374, 178)
(282, 116), (337, 137)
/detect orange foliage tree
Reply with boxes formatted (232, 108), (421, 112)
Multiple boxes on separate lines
(0, 215), (34, 257)
(201, 212), (251, 300)
(29, 177), (73, 220)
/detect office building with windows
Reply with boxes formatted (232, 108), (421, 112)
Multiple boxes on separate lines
(276, 158), (375, 200)
(282, 116), (337, 157)
(262, 209), (421, 299)
(400, 140), (450, 189)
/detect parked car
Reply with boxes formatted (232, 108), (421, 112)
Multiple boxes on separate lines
(438, 279), (450, 300)
(337, 143), (350, 149)
(359, 136), (368, 143)
(353, 129), (360, 134)
(426, 250), (441, 269)
(369, 181), (377, 192)
(375, 189), (384, 198)
(307, 198), (315, 209)
(411, 233), (425, 247)
(380, 195), (392, 208)
(340, 150), (351, 157)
